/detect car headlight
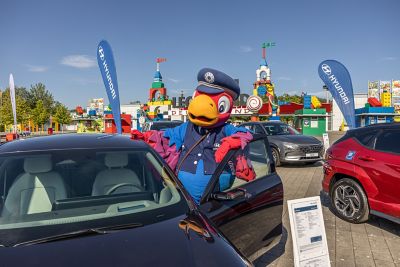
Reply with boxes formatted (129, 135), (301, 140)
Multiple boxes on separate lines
(283, 142), (298, 150)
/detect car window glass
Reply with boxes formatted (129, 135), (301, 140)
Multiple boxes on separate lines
(0, 149), (187, 246)
(354, 130), (378, 148)
(150, 121), (183, 131)
(263, 124), (300, 135)
(214, 139), (272, 192)
(375, 130), (400, 154)
(254, 125), (264, 134)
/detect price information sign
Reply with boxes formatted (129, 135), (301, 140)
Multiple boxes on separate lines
(288, 196), (330, 267)
(322, 133), (330, 151)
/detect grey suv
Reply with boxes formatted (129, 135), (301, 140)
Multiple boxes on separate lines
(240, 121), (324, 166)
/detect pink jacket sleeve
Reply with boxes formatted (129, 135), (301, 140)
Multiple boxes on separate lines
(145, 131), (180, 171)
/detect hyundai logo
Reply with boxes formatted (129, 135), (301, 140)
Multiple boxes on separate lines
(321, 64), (331, 75)
(98, 46), (105, 61)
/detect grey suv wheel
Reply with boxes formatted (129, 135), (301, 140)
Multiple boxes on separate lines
(330, 178), (369, 223)
(271, 147), (281, 167)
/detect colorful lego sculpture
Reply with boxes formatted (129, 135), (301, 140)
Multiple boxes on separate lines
(368, 97), (382, 107)
(253, 43), (278, 116)
(311, 96), (322, 108)
(381, 91), (391, 107)
(146, 58), (172, 119)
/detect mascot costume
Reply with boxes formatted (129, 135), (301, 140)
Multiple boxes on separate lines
(132, 68), (255, 204)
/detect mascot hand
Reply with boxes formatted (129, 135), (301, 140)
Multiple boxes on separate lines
(131, 130), (156, 148)
(131, 130), (144, 140)
(215, 136), (242, 163)
(235, 155), (256, 182)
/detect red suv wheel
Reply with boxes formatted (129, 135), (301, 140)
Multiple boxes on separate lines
(330, 178), (369, 223)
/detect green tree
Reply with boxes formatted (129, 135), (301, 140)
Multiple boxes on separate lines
(28, 83), (55, 113)
(277, 93), (303, 104)
(32, 100), (50, 132)
(0, 88), (31, 131)
(15, 87), (30, 100)
(53, 103), (71, 132)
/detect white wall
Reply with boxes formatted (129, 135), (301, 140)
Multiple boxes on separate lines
(121, 104), (141, 130)
(121, 104), (141, 116)
(331, 93), (367, 130)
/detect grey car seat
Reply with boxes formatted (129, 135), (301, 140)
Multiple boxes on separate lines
(2, 156), (67, 216)
(91, 153), (143, 196)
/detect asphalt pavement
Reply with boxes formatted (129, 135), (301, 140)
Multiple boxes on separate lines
(253, 163), (400, 267)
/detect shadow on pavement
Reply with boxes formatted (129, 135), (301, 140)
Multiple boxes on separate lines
(278, 161), (324, 169)
(319, 190), (400, 236)
(253, 227), (288, 267)
(368, 214), (400, 236)
(319, 190), (331, 208)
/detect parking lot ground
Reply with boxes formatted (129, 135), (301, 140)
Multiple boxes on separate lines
(253, 163), (400, 267)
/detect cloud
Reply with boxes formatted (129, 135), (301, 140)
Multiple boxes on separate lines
(61, 55), (96, 68)
(239, 45), (253, 53)
(25, 64), (48, 72)
(167, 78), (181, 83)
(277, 76), (292, 81)
(380, 56), (397, 61)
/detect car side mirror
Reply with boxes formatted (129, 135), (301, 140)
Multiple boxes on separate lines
(210, 188), (247, 201)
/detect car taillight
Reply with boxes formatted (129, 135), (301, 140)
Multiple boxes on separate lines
(325, 148), (333, 160)
(323, 161), (332, 175)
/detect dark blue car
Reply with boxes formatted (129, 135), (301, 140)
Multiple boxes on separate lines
(0, 134), (283, 266)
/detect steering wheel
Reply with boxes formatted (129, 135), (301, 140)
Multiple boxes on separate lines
(105, 183), (144, 195)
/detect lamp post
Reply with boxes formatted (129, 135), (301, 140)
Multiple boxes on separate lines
(323, 85), (329, 103)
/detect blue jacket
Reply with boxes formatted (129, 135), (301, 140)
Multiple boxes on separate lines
(164, 122), (248, 203)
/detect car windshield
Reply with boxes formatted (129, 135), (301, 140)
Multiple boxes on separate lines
(0, 148), (188, 247)
(150, 121), (183, 131)
(263, 123), (300, 136)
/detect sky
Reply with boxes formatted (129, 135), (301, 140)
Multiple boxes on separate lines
(0, 0), (399, 108)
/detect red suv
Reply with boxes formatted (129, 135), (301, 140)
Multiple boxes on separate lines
(322, 123), (400, 224)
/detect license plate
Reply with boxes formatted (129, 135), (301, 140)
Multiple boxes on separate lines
(306, 153), (319, 157)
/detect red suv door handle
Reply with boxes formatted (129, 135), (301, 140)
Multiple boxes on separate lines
(358, 156), (375, 162)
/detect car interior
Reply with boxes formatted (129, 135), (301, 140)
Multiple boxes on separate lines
(0, 150), (181, 225)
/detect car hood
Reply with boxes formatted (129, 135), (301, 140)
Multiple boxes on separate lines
(0, 215), (248, 267)
(268, 134), (321, 145)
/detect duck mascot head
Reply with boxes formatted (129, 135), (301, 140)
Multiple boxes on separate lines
(187, 68), (239, 129)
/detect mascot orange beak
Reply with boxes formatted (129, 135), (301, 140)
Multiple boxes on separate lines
(188, 94), (219, 127)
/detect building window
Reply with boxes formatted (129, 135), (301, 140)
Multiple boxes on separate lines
(310, 117), (318, 128)
(377, 116), (386, 124)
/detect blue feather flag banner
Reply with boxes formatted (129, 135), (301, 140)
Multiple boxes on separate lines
(97, 40), (122, 134)
(318, 60), (356, 129)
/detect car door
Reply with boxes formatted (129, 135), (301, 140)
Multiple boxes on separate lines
(370, 130), (400, 206)
(354, 128), (400, 216)
(198, 135), (284, 258)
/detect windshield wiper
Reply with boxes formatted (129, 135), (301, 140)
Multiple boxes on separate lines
(12, 222), (143, 247)
(96, 222), (143, 232)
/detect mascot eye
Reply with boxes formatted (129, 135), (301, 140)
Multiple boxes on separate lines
(218, 96), (230, 114)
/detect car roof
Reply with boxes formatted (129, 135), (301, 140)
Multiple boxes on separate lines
(242, 121), (286, 125)
(152, 120), (182, 124)
(348, 123), (400, 134)
(363, 122), (399, 129)
(0, 134), (148, 154)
